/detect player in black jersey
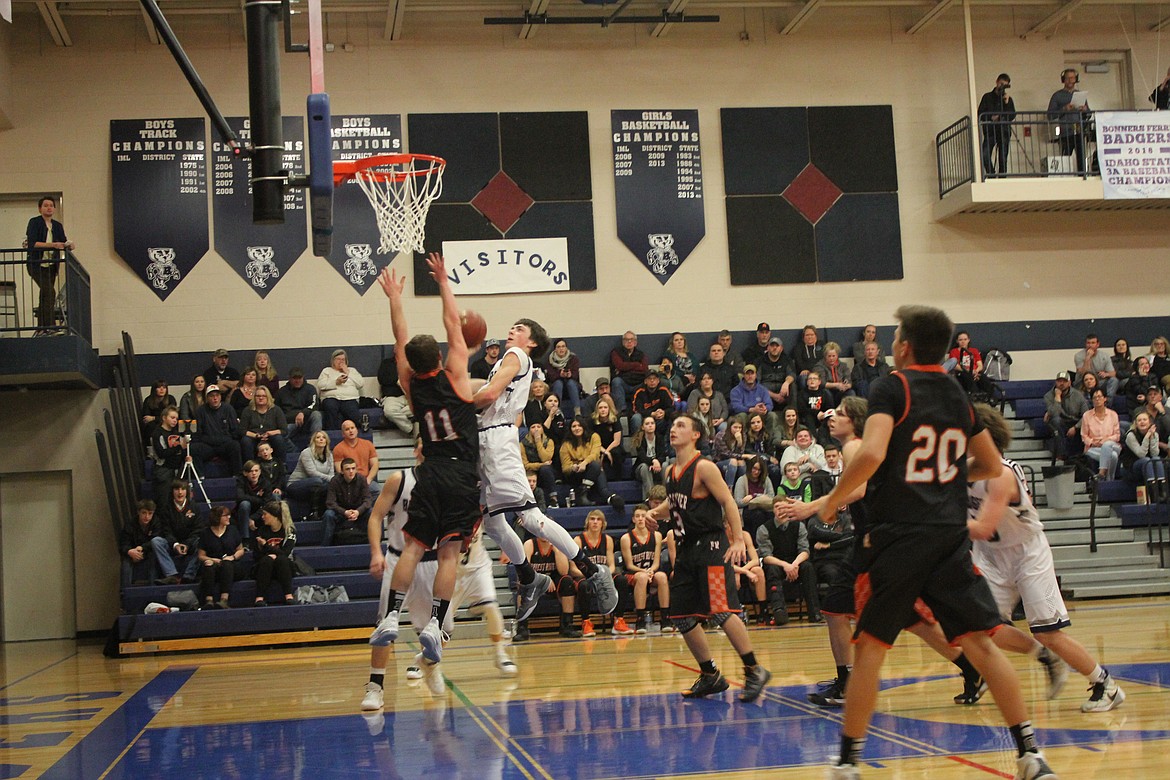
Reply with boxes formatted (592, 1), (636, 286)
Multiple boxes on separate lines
(620, 505), (669, 634)
(369, 255), (481, 667)
(819, 306), (1056, 780)
(647, 414), (772, 703)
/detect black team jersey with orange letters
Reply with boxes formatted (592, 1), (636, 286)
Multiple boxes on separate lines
(409, 369), (479, 465)
(666, 453), (725, 543)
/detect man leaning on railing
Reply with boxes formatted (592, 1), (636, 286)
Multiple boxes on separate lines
(978, 73), (1016, 177)
(24, 194), (74, 335)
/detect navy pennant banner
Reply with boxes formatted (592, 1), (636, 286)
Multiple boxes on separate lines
(611, 109), (705, 285)
(111, 118), (209, 300)
(326, 114), (403, 293)
(211, 116), (307, 298)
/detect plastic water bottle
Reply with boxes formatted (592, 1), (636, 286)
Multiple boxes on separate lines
(567, 489), (576, 508)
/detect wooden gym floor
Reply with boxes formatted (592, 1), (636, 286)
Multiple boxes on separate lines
(2, 597), (1168, 779)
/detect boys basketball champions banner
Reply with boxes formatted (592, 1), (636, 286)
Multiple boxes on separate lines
(611, 109), (705, 285)
(326, 114), (403, 293)
(1094, 111), (1170, 199)
(110, 118), (210, 300)
(211, 116), (307, 298)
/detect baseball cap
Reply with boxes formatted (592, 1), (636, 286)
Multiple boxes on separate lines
(289, 367), (304, 378)
(213, 348), (229, 358)
(205, 384), (222, 395)
(595, 377), (610, 389)
(756, 322), (770, 332)
(1054, 371), (1071, 381)
(768, 336), (782, 346)
(485, 339), (500, 348)
(1149, 384), (1164, 394)
(743, 364), (757, 373)
(647, 365), (662, 375)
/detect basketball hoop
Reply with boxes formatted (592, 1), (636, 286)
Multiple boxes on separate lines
(333, 153), (446, 255)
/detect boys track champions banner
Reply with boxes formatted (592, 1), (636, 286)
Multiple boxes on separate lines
(1095, 111), (1170, 199)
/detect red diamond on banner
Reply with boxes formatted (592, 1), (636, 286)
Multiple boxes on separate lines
(471, 171), (535, 233)
(782, 163), (843, 225)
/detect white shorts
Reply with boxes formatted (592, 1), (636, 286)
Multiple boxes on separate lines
(381, 551), (497, 635)
(479, 425), (536, 515)
(972, 535), (1070, 634)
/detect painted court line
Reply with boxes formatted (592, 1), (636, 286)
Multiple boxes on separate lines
(443, 676), (551, 780)
(0, 651), (79, 694)
(945, 754), (1013, 778)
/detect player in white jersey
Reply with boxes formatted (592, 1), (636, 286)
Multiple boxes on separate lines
(969, 404), (1124, 713)
(472, 319), (619, 622)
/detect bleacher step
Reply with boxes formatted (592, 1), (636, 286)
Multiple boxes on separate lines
(1044, 528), (1136, 546)
(1058, 567), (1170, 587)
(1050, 540), (1152, 561)
(1065, 580), (1170, 599)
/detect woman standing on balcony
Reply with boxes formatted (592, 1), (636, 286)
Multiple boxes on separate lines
(25, 195), (74, 333)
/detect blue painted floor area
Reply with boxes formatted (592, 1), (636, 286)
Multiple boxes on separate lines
(100, 667), (1170, 779)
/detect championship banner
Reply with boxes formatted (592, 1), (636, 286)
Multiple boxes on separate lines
(1095, 111), (1170, 199)
(438, 238), (570, 294)
(211, 116), (307, 297)
(327, 114), (403, 293)
(111, 118), (209, 300)
(611, 109), (705, 285)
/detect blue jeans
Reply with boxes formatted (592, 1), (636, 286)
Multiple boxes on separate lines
(550, 379), (582, 415)
(286, 410), (324, 438)
(1132, 458), (1167, 483)
(1086, 441), (1121, 479)
(322, 397), (360, 430)
(120, 536), (177, 586)
(610, 377), (637, 414)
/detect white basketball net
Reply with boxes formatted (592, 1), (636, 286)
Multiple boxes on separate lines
(352, 156), (446, 255)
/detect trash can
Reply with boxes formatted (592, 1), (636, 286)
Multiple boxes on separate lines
(1041, 465), (1076, 510)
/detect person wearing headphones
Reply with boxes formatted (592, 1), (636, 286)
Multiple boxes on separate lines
(1048, 68), (1090, 173)
(978, 73), (1016, 177)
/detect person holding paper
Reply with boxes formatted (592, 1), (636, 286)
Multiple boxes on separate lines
(1048, 68), (1090, 173)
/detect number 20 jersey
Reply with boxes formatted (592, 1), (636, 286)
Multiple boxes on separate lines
(866, 367), (983, 527)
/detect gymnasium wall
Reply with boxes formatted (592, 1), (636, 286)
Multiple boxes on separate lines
(3, 8), (1170, 632)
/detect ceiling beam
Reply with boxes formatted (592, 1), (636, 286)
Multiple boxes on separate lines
(652, 0), (688, 38)
(1023, 0), (1086, 38)
(384, 0), (405, 39)
(141, 4), (160, 44)
(781, 0), (823, 36)
(519, 0), (548, 40)
(35, 1), (72, 47)
(906, 0), (958, 35)
(1151, 14), (1170, 32)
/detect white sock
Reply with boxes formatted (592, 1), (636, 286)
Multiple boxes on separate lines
(518, 508), (581, 560)
(370, 667), (386, 676)
(482, 512), (529, 565)
(1089, 665), (1106, 683)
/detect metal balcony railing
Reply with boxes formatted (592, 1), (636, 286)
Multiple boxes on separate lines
(0, 248), (92, 342)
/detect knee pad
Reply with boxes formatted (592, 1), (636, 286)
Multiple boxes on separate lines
(672, 616), (700, 635)
(556, 576), (576, 598)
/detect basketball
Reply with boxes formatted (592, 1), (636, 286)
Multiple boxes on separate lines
(461, 310), (488, 350)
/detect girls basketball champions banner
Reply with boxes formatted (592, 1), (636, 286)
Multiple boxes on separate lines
(110, 118), (210, 300)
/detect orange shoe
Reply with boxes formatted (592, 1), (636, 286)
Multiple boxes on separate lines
(582, 618), (596, 638)
(612, 616), (634, 635)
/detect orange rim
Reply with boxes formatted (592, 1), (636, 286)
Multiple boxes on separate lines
(332, 153), (446, 186)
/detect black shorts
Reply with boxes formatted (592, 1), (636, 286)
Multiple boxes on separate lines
(817, 554), (857, 616)
(669, 532), (742, 619)
(404, 457), (481, 550)
(854, 523), (1000, 647)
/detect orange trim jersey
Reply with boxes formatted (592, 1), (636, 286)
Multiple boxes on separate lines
(666, 454), (725, 542)
(409, 368), (479, 464)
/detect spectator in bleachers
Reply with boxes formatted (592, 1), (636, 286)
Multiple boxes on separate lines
(590, 396), (624, 482)
(229, 366), (260, 415)
(1045, 371), (1089, 460)
(201, 348), (240, 394)
(191, 385), (243, 476)
(758, 336), (796, 412)
(470, 339), (501, 381)
(717, 329), (742, 373)
(150, 406), (188, 503)
(1126, 356), (1153, 414)
(730, 364), (776, 430)
(852, 324), (885, 363)
(318, 349), (366, 430)
(814, 342), (853, 408)
(1074, 333), (1119, 397)
(1080, 371), (1101, 401)
(657, 357), (686, 404)
(1135, 385), (1170, 457)
(1147, 336), (1170, 392)
(523, 379), (551, 430)
(740, 322), (773, 369)
(323, 457), (373, 546)
(691, 396), (716, 444)
(851, 341), (891, 398)
(686, 370), (729, 433)
(527, 472), (549, 512)
(712, 417), (748, 487)
(235, 460), (273, 539)
(276, 367), (323, 439)
(945, 331), (997, 398)
(140, 380), (175, 445)
(547, 338), (583, 418)
(757, 495), (822, 624)
(179, 375), (206, 421)
(745, 412), (781, 483)
(198, 505), (244, 609)
(515, 536), (578, 641)
(560, 418), (624, 511)
(778, 461), (811, 502)
(1111, 339), (1135, 389)
(255, 442), (286, 496)
(252, 501), (296, 606)
(609, 331), (648, 414)
(620, 504), (669, 634)
(572, 510), (631, 636)
(662, 331), (699, 389)
(630, 367), (674, 431)
(1082, 388), (1122, 479)
(333, 419), (380, 497)
(374, 353), (412, 434)
(521, 421), (558, 503)
(630, 416), (667, 501)
(796, 370), (832, 439)
(700, 342), (738, 400)
(157, 479), (206, 583)
(809, 443), (843, 500)
(1122, 411), (1165, 487)
(582, 377), (610, 420)
(253, 351), (280, 396)
(779, 427), (827, 478)
(239, 386), (288, 464)
(541, 392), (569, 448)
(775, 408), (801, 460)
(287, 430), (335, 520)
(793, 325), (824, 386)
(119, 499), (181, 586)
(734, 528), (768, 624)
(734, 455), (775, 536)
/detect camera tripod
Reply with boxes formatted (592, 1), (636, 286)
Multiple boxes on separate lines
(177, 422), (212, 507)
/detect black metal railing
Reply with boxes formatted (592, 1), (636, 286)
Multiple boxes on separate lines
(0, 248), (91, 341)
(975, 111), (1097, 180)
(936, 115), (974, 198)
